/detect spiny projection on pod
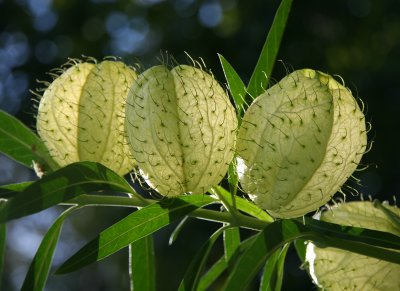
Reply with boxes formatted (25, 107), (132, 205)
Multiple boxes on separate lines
(125, 63), (238, 196)
(306, 201), (400, 291)
(236, 69), (367, 218)
(36, 59), (137, 176)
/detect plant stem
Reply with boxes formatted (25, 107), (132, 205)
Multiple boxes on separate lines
(192, 208), (268, 230)
(62, 194), (269, 230)
(209, 187), (240, 224)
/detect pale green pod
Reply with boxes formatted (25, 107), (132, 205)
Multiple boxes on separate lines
(36, 60), (137, 176)
(125, 65), (237, 196)
(306, 201), (400, 291)
(236, 69), (367, 218)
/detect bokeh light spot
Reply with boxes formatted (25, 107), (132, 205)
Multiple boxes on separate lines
(0, 32), (30, 68)
(198, 2), (223, 28)
(105, 12), (151, 55)
(33, 10), (58, 32)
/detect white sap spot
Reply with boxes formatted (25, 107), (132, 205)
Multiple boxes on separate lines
(305, 242), (321, 288)
(235, 157), (247, 180)
(139, 168), (157, 191)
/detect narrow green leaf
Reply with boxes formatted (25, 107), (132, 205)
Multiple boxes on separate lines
(294, 239), (307, 263)
(212, 186), (274, 222)
(129, 235), (156, 291)
(223, 221), (298, 290)
(0, 162), (135, 223)
(178, 226), (226, 291)
(320, 236), (400, 265)
(197, 257), (227, 291)
(198, 233), (259, 290)
(169, 216), (190, 245)
(56, 195), (216, 274)
(297, 216), (400, 251)
(273, 244), (289, 291)
(246, 0), (293, 98)
(227, 163), (239, 190)
(223, 218), (400, 290)
(0, 223), (6, 291)
(218, 54), (247, 118)
(21, 207), (76, 291)
(0, 109), (58, 171)
(223, 226), (240, 261)
(0, 181), (33, 199)
(259, 249), (280, 291)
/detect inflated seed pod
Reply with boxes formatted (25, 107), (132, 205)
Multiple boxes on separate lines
(125, 65), (237, 196)
(306, 201), (400, 291)
(36, 60), (137, 176)
(236, 69), (367, 218)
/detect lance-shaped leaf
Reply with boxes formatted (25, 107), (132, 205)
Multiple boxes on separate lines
(224, 226), (240, 261)
(212, 186), (273, 222)
(0, 109), (58, 171)
(129, 235), (156, 291)
(246, 0), (293, 98)
(56, 195), (216, 274)
(21, 207), (76, 291)
(218, 54), (247, 119)
(294, 239), (307, 263)
(260, 244), (289, 291)
(223, 218), (400, 290)
(198, 234), (258, 290)
(0, 162), (134, 222)
(0, 181), (33, 199)
(178, 226), (226, 291)
(198, 257), (226, 291)
(306, 201), (400, 290)
(169, 216), (190, 245)
(299, 216), (400, 251)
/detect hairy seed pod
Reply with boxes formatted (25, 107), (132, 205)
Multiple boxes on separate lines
(125, 65), (237, 196)
(36, 60), (137, 176)
(236, 69), (367, 218)
(306, 201), (400, 291)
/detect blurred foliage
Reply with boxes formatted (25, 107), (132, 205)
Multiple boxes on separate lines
(1, 0), (400, 290)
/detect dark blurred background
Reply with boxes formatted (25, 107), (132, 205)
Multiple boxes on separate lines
(1, 0), (399, 290)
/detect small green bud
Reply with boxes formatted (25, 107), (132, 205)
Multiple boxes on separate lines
(236, 69), (367, 218)
(36, 60), (137, 176)
(125, 65), (238, 196)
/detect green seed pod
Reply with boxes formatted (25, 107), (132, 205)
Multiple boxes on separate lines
(36, 60), (137, 176)
(125, 65), (237, 196)
(236, 69), (367, 218)
(306, 201), (400, 290)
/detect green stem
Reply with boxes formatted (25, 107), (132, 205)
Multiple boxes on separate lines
(62, 194), (269, 230)
(192, 209), (268, 230)
(228, 162), (238, 210)
(209, 187), (240, 224)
